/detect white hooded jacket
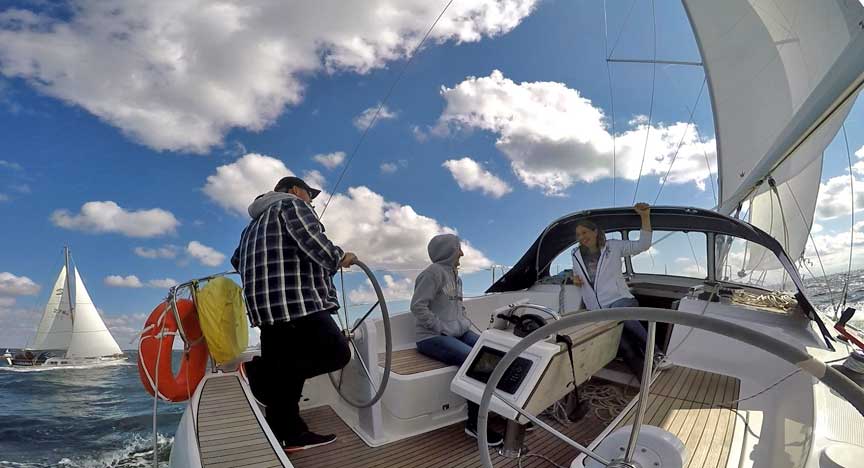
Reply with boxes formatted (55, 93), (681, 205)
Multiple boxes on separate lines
(571, 230), (652, 310)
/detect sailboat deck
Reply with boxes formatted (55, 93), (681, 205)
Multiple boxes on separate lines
(196, 376), (287, 468)
(290, 365), (740, 468)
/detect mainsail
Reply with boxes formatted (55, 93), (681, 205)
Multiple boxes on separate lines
(65, 267), (123, 358)
(30, 265), (73, 350)
(682, 0), (864, 268)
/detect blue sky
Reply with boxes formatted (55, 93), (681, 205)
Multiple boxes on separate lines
(0, 0), (862, 348)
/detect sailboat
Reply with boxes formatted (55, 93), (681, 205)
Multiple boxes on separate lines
(11, 247), (125, 368)
(148, 1), (864, 467)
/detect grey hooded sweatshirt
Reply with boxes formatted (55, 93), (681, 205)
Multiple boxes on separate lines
(411, 234), (472, 342)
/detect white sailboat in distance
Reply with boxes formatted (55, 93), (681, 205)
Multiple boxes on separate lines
(10, 247), (126, 368)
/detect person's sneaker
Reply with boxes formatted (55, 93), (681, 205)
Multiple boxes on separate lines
(524, 421), (535, 432)
(282, 432), (337, 453)
(464, 426), (504, 447)
(652, 353), (673, 371)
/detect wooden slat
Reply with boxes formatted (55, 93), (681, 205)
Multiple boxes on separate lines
(378, 349), (452, 375)
(196, 376), (287, 468)
(290, 385), (623, 468)
(612, 366), (741, 468)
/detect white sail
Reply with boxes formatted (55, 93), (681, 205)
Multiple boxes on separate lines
(684, 0), (864, 209)
(65, 267), (123, 358)
(683, 0), (864, 271)
(30, 265), (74, 350)
(744, 94), (857, 269)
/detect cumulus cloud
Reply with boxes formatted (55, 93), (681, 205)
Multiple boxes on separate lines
(104, 275), (144, 288)
(322, 186), (492, 273)
(436, 71), (716, 195)
(814, 173), (864, 220)
(349, 274), (414, 304)
(51, 201), (179, 238)
(443, 157), (512, 198)
(203, 154), (493, 272)
(313, 151), (346, 169)
(134, 245), (179, 259)
(302, 170), (326, 191)
(380, 162), (398, 174)
(0, 1), (537, 153)
(187, 241), (226, 267)
(203, 153), (292, 215)
(353, 104), (397, 130)
(148, 278), (178, 288)
(0, 272), (40, 296)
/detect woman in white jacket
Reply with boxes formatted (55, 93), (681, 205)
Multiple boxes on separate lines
(571, 203), (668, 380)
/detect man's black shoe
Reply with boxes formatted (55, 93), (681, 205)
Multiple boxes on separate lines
(282, 432), (337, 453)
(464, 426), (504, 447)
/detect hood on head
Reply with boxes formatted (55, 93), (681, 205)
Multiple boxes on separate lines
(428, 234), (462, 266)
(248, 191), (296, 218)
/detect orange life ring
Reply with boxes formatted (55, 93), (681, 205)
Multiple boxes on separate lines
(138, 299), (209, 402)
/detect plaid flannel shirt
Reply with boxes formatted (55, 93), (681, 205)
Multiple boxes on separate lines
(231, 195), (344, 326)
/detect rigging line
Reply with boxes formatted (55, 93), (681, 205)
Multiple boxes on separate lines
(685, 232), (701, 274)
(318, 0), (456, 219)
(656, 65), (717, 205)
(631, 0), (656, 205)
(607, 0), (638, 60)
(785, 181), (838, 312)
(840, 124), (856, 312)
(602, 0), (617, 206)
(690, 122), (718, 205)
(653, 77), (707, 204)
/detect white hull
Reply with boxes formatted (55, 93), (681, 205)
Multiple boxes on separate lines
(167, 281), (864, 468)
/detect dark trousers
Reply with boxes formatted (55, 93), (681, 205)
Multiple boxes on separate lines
(247, 311), (351, 441)
(416, 330), (483, 429)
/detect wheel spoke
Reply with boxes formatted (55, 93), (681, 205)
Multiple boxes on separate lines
(494, 391), (611, 466)
(349, 339), (377, 389)
(351, 301), (380, 334)
(624, 321), (656, 462)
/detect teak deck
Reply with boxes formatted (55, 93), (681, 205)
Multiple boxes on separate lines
(289, 365), (740, 468)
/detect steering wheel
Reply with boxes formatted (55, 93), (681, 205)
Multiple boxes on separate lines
(327, 260), (392, 408)
(477, 307), (864, 468)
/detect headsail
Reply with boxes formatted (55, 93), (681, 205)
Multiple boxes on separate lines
(683, 0), (864, 266)
(65, 267), (123, 358)
(30, 265), (74, 350)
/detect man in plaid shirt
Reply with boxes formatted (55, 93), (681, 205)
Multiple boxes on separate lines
(232, 176), (356, 452)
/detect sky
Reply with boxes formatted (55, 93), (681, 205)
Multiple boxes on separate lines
(0, 0), (862, 349)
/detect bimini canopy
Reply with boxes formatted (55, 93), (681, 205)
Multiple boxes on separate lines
(486, 206), (834, 348)
(488, 206), (791, 293)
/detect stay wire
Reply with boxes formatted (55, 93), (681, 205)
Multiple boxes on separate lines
(631, 0), (656, 204)
(840, 124), (855, 313)
(319, 0), (456, 219)
(654, 77), (707, 204)
(602, 0), (617, 206)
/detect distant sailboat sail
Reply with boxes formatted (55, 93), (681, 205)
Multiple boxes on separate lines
(15, 248), (124, 367)
(682, 0), (864, 268)
(30, 265), (74, 351)
(66, 267), (123, 358)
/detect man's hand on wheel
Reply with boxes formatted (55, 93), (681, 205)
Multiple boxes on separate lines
(340, 252), (358, 268)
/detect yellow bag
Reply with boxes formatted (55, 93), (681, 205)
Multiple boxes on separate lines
(196, 277), (249, 364)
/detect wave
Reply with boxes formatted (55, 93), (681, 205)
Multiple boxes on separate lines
(0, 361), (134, 373)
(0, 433), (174, 468)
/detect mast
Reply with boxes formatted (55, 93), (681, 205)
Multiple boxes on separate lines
(64, 246), (75, 324)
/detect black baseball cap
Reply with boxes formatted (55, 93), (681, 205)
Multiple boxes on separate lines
(274, 176), (321, 199)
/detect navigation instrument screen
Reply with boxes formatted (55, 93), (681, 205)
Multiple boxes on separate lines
(465, 346), (533, 394)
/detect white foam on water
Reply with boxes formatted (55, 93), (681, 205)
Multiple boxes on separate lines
(0, 360), (134, 373)
(57, 433), (173, 468)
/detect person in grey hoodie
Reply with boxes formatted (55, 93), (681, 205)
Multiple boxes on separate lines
(411, 234), (504, 447)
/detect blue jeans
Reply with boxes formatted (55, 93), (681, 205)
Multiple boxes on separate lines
(416, 330), (480, 367)
(416, 330), (482, 428)
(607, 297), (661, 381)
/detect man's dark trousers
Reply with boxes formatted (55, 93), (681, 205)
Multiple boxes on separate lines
(248, 311), (350, 441)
